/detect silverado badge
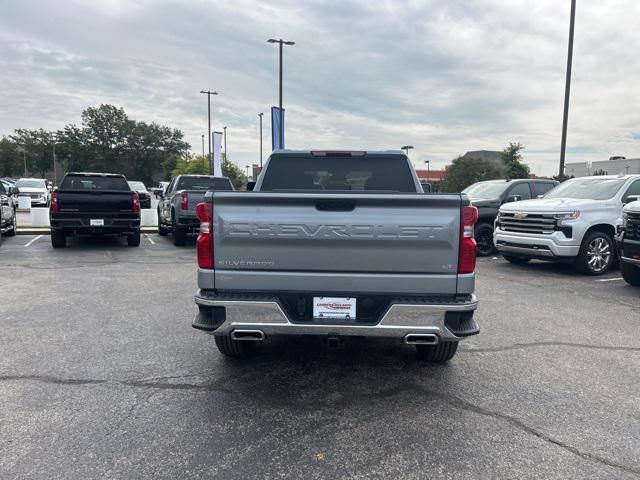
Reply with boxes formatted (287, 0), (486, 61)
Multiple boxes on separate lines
(514, 212), (527, 220)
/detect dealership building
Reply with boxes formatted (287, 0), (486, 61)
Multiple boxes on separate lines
(565, 157), (640, 177)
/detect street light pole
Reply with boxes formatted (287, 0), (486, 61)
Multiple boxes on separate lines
(559, 0), (577, 178)
(245, 165), (250, 180)
(223, 126), (227, 160)
(424, 160), (430, 181)
(267, 38), (295, 149)
(200, 90), (218, 174)
(53, 143), (57, 187)
(201, 134), (205, 157)
(401, 145), (414, 156)
(258, 113), (264, 167)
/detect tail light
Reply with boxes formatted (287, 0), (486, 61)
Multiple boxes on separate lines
(196, 202), (214, 269)
(458, 205), (479, 274)
(181, 191), (188, 210)
(50, 191), (59, 213)
(132, 192), (140, 213)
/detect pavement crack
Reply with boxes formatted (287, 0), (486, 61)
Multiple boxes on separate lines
(370, 383), (640, 477)
(461, 341), (640, 353)
(0, 374), (108, 386)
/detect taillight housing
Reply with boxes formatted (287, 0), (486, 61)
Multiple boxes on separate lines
(458, 205), (479, 274)
(50, 191), (59, 214)
(132, 192), (140, 213)
(196, 202), (214, 269)
(181, 191), (188, 210)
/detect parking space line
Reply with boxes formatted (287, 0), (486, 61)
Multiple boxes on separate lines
(597, 277), (623, 282)
(24, 235), (42, 247)
(145, 234), (156, 245)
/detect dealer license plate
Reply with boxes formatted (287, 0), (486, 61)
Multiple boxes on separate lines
(90, 219), (105, 226)
(313, 297), (356, 320)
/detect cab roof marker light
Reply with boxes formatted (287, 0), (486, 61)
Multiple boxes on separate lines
(310, 151), (367, 157)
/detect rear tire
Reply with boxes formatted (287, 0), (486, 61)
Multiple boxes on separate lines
(127, 233), (141, 247)
(475, 223), (496, 256)
(173, 215), (187, 246)
(621, 261), (640, 286)
(574, 231), (614, 275)
(214, 335), (261, 358)
(51, 230), (66, 248)
(502, 254), (531, 265)
(416, 341), (458, 363)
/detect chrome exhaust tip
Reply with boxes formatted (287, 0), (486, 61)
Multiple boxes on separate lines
(231, 330), (266, 341)
(404, 333), (439, 345)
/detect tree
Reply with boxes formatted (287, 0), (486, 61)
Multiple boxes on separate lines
(499, 142), (530, 179)
(0, 137), (21, 176)
(221, 153), (247, 189)
(439, 156), (502, 192)
(171, 154), (210, 177)
(9, 129), (55, 178)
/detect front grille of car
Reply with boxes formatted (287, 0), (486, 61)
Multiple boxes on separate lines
(498, 213), (557, 235)
(19, 193), (41, 199)
(627, 212), (640, 240)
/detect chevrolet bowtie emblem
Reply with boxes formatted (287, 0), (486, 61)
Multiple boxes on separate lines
(514, 212), (527, 219)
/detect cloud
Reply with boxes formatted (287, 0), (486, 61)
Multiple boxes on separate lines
(1, 0), (640, 176)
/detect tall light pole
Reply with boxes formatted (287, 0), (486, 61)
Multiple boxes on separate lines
(424, 160), (430, 182)
(245, 165), (250, 180)
(258, 112), (264, 167)
(559, 0), (577, 178)
(401, 145), (414, 156)
(200, 89), (218, 174)
(223, 126), (227, 160)
(267, 38), (295, 149)
(201, 134), (205, 157)
(16, 145), (27, 176)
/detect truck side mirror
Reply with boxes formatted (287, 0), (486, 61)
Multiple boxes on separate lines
(505, 195), (521, 203)
(624, 194), (640, 205)
(247, 181), (256, 191)
(153, 188), (164, 198)
(10, 186), (19, 195)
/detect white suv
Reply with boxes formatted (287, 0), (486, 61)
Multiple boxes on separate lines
(494, 175), (640, 275)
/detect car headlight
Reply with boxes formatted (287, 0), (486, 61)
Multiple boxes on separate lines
(553, 210), (580, 220)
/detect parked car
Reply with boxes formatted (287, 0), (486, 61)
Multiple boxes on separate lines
(494, 175), (640, 275)
(617, 200), (640, 285)
(462, 178), (559, 255)
(193, 149), (480, 362)
(1, 178), (19, 213)
(153, 181), (169, 199)
(157, 174), (234, 246)
(49, 172), (141, 248)
(0, 180), (18, 242)
(127, 181), (151, 209)
(15, 178), (50, 207)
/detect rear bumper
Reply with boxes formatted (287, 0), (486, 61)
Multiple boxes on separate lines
(50, 216), (140, 235)
(193, 292), (479, 341)
(494, 228), (580, 258)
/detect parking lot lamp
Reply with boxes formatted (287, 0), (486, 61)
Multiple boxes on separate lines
(267, 38), (295, 148)
(401, 145), (414, 156)
(200, 90), (218, 174)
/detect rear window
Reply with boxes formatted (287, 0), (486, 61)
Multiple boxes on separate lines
(260, 155), (417, 192)
(61, 175), (130, 191)
(176, 177), (234, 191)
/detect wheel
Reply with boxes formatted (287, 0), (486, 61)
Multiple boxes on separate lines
(574, 231), (614, 275)
(172, 214), (186, 246)
(416, 341), (458, 363)
(621, 261), (640, 286)
(4, 212), (17, 237)
(475, 223), (496, 256)
(502, 254), (531, 265)
(51, 230), (66, 248)
(214, 335), (261, 358)
(127, 233), (141, 247)
(158, 211), (168, 236)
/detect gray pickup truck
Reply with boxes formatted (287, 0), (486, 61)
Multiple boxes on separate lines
(193, 150), (479, 362)
(157, 174), (234, 246)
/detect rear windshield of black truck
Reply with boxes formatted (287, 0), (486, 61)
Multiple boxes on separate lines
(60, 175), (130, 191)
(176, 176), (234, 191)
(260, 155), (417, 192)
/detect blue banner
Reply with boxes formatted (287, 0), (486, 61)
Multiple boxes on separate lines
(271, 106), (285, 150)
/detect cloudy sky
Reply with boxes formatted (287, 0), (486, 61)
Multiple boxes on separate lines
(1, 0), (639, 176)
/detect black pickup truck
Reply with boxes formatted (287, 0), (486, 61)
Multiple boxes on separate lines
(49, 172), (141, 248)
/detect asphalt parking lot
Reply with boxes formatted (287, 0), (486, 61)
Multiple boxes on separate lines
(1, 235), (639, 479)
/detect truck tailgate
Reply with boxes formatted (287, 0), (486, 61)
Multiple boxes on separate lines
(56, 190), (135, 213)
(210, 193), (463, 295)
